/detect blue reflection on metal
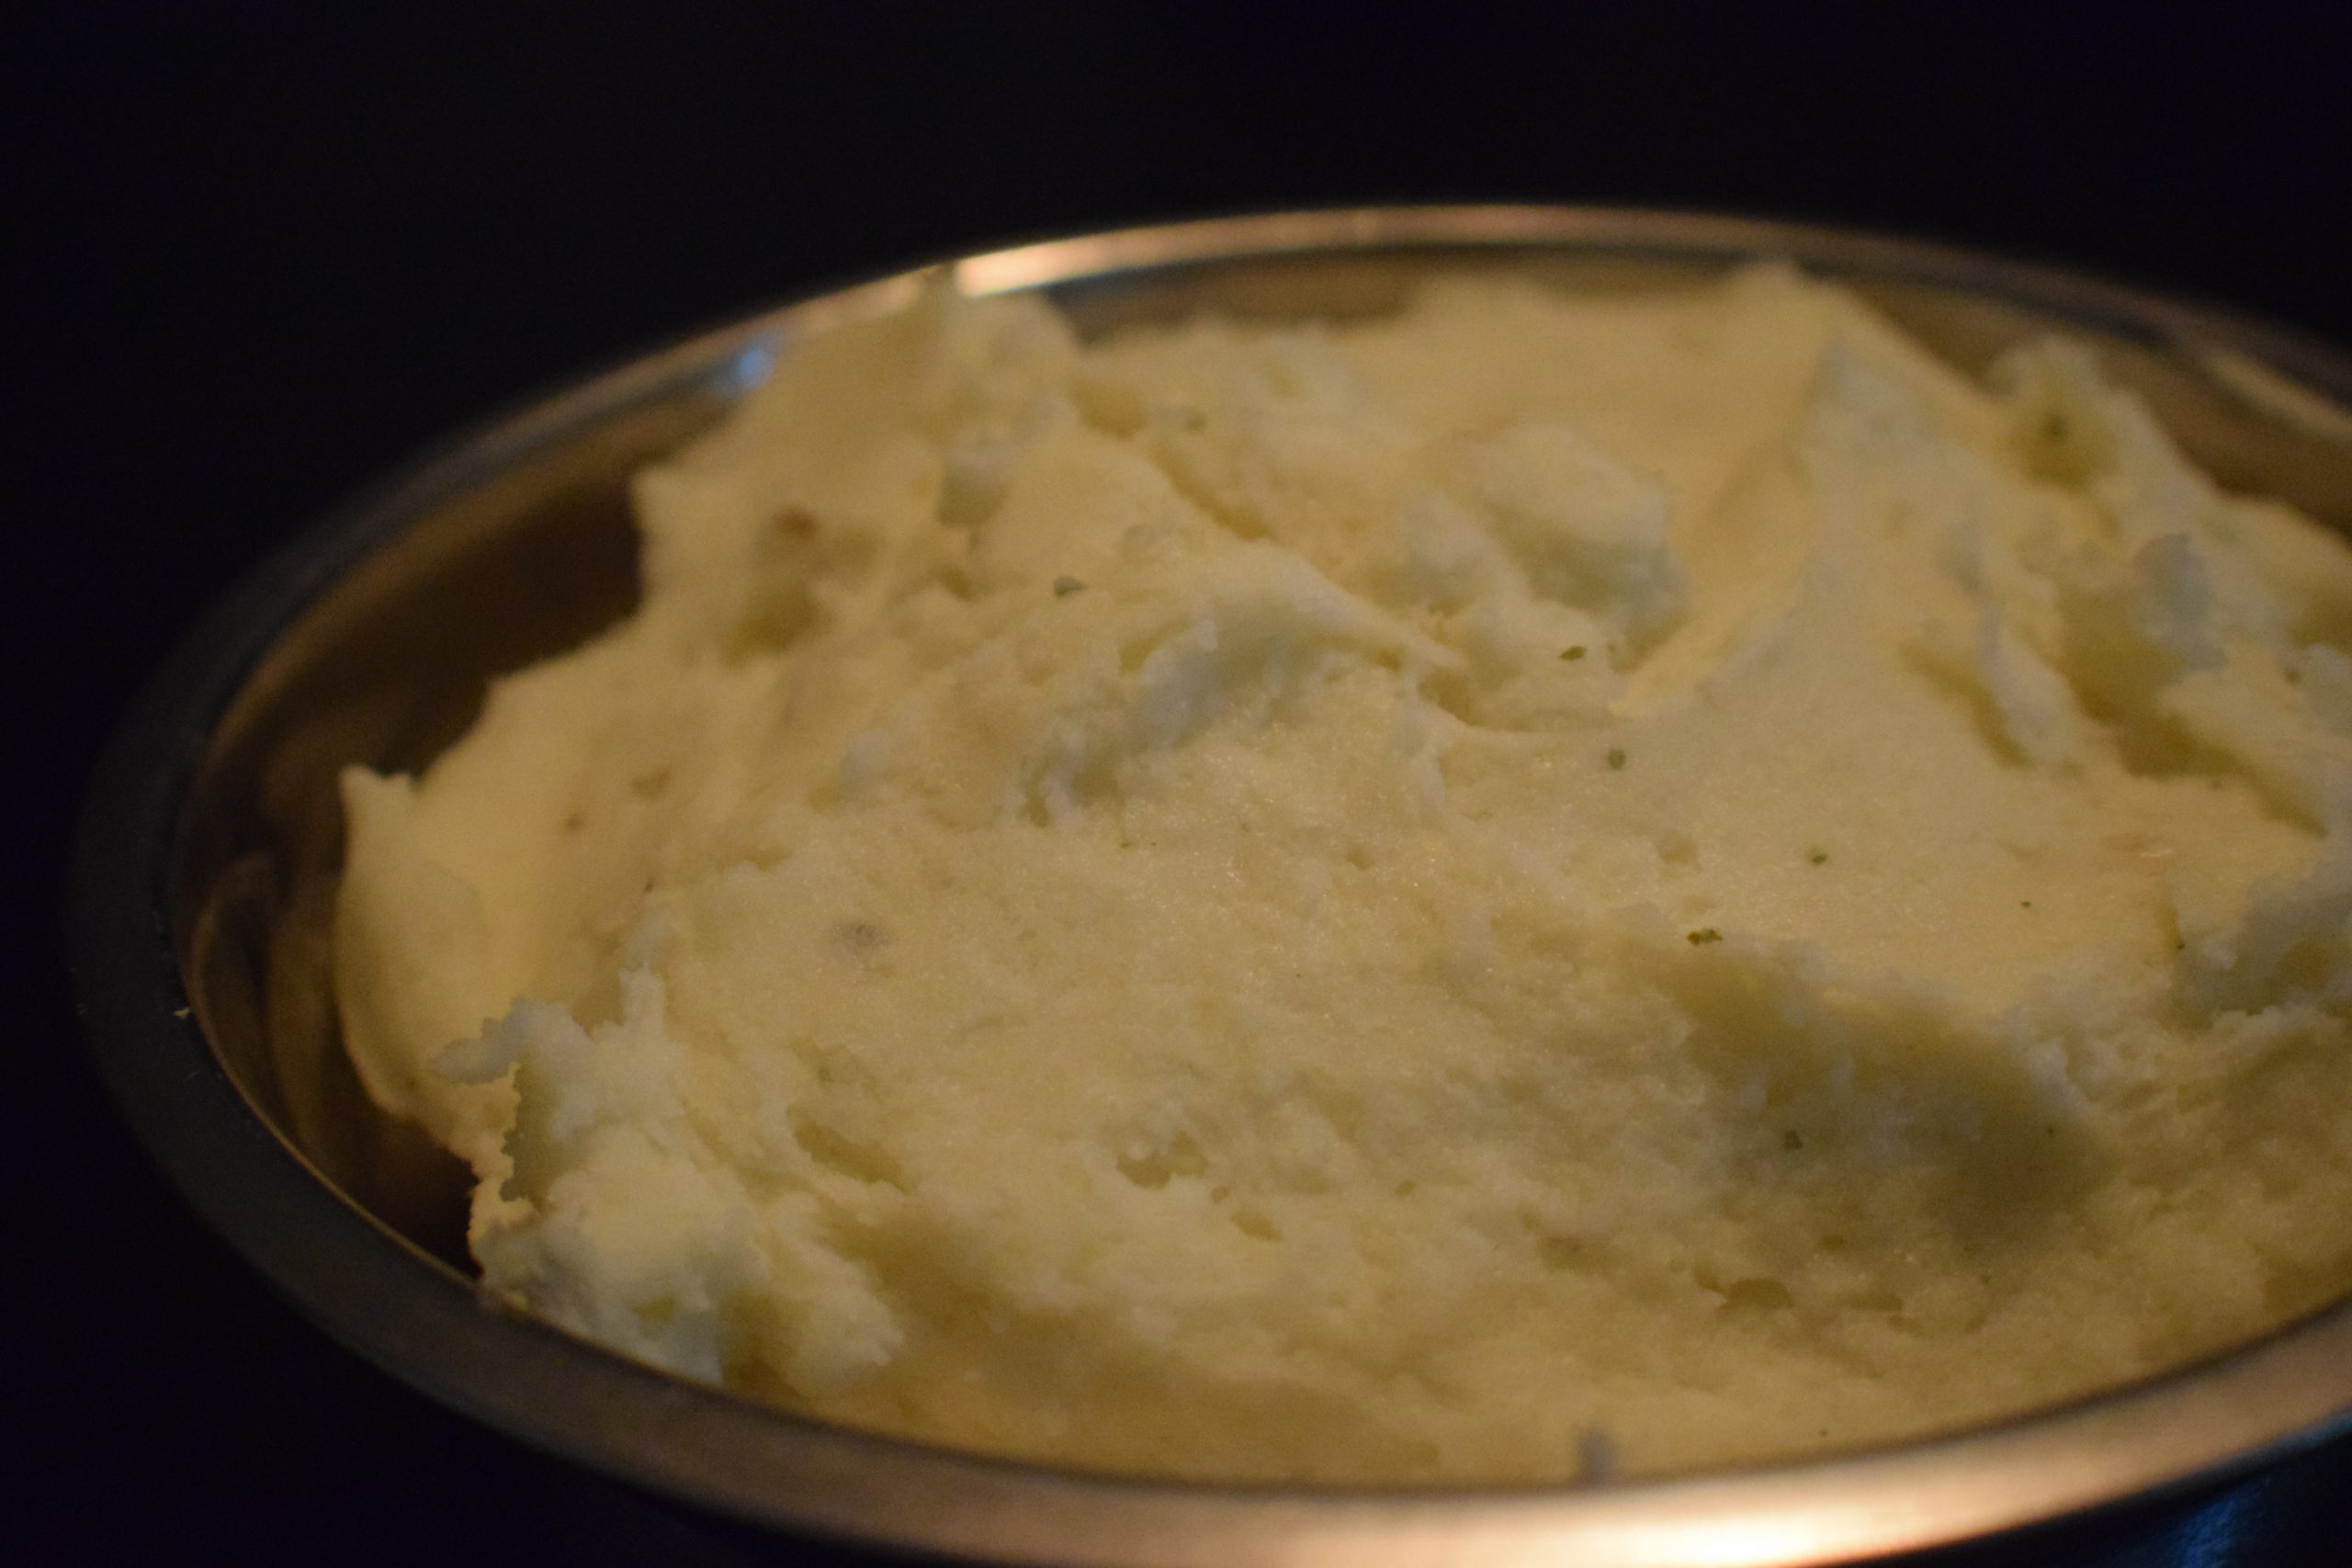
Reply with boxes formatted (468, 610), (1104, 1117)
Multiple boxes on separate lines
(726, 339), (777, 394)
(2167, 1486), (2253, 1567)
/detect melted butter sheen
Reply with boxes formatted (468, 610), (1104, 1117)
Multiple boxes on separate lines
(335, 267), (2352, 1483)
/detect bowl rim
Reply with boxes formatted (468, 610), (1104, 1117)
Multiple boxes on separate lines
(68, 204), (2352, 1568)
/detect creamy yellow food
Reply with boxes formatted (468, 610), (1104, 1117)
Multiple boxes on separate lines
(334, 265), (2352, 1483)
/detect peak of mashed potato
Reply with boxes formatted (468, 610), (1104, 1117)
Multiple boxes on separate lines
(335, 265), (2352, 1483)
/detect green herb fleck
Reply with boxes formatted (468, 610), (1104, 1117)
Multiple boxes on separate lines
(1807, 849), (1829, 866)
(2019, 900), (2033, 909)
(1606, 747), (1626, 771)
(1561, 645), (1587, 661)
(1782, 1129), (1804, 1152)
(1053, 576), (1086, 598)
(1687, 928), (1723, 946)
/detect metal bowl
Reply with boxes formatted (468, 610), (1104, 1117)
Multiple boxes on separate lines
(70, 208), (2352, 1566)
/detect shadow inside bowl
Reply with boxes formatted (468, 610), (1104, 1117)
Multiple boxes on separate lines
(178, 390), (691, 1265)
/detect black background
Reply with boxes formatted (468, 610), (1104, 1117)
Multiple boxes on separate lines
(11, 3), (2352, 1562)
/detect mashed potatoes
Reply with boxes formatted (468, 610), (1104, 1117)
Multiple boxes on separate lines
(334, 264), (2352, 1483)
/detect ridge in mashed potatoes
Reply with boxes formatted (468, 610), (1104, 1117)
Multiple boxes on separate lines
(334, 264), (2352, 1482)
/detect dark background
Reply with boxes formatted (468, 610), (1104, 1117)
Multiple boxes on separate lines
(10, 3), (2352, 1562)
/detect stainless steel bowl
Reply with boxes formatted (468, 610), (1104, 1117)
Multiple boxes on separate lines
(71, 208), (2352, 1566)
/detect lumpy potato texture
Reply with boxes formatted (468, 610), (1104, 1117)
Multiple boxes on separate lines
(335, 267), (2352, 1482)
